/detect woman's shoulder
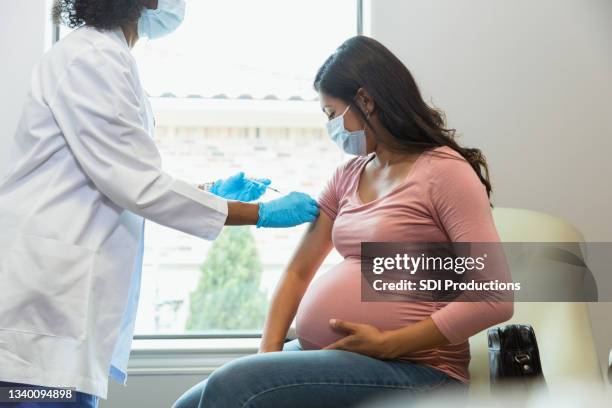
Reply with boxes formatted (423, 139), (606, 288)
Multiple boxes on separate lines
(422, 145), (485, 197)
(423, 145), (466, 161)
(421, 145), (471, 174)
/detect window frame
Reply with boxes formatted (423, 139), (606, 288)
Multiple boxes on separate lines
(50, 0), (363, 341)
(51, 0), (364, 41)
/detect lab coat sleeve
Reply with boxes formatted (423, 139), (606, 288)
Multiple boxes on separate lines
(47, 44), (228, 240)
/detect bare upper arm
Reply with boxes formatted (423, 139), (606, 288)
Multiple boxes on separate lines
(284, 211), (335, 282)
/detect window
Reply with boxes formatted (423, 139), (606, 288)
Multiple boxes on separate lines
(56, 0), (359, 336)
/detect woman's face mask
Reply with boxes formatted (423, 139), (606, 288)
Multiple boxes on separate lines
(138, 0), (186, 40)
(326, 105), (368, 156)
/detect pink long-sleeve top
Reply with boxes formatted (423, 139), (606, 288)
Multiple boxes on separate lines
(295, 145), (513, 383)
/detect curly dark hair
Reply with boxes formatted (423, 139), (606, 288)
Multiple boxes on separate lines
(52, 0), (144, 30)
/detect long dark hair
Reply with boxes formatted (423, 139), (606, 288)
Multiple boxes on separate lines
(315, 35), (493, 205)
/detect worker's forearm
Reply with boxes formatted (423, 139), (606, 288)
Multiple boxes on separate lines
(225, 201), (260, 225)
(383, 317), (450, 358)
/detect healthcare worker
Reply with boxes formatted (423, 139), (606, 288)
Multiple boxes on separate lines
(0, 0), (319, 406)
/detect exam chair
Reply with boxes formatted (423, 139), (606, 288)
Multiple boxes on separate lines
(467, 208), (603, 398)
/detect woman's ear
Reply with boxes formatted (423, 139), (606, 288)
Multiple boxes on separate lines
(356, 87), (375, 116)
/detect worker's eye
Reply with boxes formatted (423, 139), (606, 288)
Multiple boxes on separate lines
(326, 111), (336, 120)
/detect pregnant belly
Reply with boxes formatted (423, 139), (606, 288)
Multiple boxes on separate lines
(295, 258), (433, 350)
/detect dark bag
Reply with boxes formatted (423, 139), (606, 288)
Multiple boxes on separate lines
(487, 324), (547, 392)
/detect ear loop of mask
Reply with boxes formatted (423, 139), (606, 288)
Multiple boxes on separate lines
(339, 105), (351, 118)
(355, 103), (371, 153)
(352, 93), (370, 129)
(339, 100), (370, 134)
(360, 103), (370, 136)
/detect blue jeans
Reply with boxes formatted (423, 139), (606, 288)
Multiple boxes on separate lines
(0, 381), (98, 407)
(173, 339), (468, 408)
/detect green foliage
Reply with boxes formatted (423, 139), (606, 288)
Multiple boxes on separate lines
(186, 226), (267, 331)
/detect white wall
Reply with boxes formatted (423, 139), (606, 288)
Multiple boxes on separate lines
(0, 0), (49, 175)
(370, 0), (612, 242)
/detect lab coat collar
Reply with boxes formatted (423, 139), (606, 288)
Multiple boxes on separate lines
(80, 25), (130, 50)
(109, 26), (130, 50)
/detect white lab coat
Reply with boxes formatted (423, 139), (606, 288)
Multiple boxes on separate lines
(0, 26), (228, 399)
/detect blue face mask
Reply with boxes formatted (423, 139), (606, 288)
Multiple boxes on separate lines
(326, 105), (368, 156)
(138, 0), (186, 40)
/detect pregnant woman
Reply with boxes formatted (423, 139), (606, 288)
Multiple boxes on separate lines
(173, 36), (514, 408)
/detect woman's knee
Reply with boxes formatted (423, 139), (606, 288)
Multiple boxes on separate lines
(172, 379), (207, 408)
(175, 361), (256, 408)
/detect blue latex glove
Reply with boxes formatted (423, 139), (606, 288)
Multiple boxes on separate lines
(256, 192), (320, 228)
(209, 171), (271, 202)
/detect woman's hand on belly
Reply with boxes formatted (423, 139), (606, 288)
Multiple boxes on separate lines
(322, 319), (399, 359)
(324, 316), (451, 360)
